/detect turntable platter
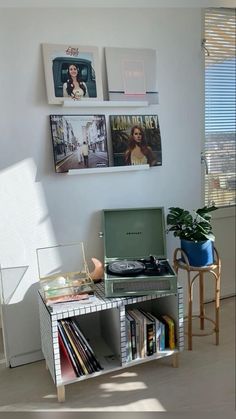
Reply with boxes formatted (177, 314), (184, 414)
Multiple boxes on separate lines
(107, 260), (145, 276)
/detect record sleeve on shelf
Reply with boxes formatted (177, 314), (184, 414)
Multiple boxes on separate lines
(42, 43), (103, 104)
(109, 115), (162, 167)
(105, 47), (159, 104)
(58, 331), (77, 380)
(58, 322), (83, 377)
(49, 114), (109, 173)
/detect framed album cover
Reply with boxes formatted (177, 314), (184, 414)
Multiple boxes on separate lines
(109, 115), (162, 167)
(42, 43), (103, 104)
(105, 47), (159, 104)
(50, 115), (108, 173)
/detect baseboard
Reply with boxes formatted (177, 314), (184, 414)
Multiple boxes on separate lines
(9, 349), (44, 368)
(205, 293), (236, 304)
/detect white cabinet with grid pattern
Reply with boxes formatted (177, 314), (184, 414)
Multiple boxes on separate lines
(38, 282), (184, 402)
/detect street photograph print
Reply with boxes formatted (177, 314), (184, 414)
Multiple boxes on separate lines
(42, 43), (103, 104)
(109, 115), (162, 167)
(50, 115), (109, 173)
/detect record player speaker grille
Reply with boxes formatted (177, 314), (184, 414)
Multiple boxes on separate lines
(113, 279), (171, 293)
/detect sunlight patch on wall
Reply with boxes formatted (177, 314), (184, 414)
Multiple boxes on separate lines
(0, 158), (56, 303)
(0, 158), (55, 267)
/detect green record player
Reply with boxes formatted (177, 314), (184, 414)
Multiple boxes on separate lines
(102, 207), (177, 297)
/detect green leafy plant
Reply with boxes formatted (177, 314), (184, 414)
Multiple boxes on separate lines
(166, 205), (218, 242)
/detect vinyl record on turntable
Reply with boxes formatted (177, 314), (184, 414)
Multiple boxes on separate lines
(107, 260), (145, 276)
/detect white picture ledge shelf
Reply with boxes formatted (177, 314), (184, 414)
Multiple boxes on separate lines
(67, 165), (150, 175)
(62, 100), (149, 108)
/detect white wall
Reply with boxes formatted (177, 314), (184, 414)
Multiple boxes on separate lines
(0, 6), (205, 365)
(0, 0), (235, 8)
(206, 207), (236, 300)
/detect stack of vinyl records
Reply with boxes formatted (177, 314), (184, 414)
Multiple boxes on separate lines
(58, 318), (103, 378)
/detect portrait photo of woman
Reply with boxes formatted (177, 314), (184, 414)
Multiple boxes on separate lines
(63, 64), (88, 99)
(125, 125), (156, 166)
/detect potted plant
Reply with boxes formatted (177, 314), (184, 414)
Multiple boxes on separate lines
(166, 205), (218, 266)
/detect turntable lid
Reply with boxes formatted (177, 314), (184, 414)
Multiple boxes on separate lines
(103, 207), (167, 260)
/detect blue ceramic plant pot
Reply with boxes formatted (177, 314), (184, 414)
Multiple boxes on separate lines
(180, 239), (214, 267)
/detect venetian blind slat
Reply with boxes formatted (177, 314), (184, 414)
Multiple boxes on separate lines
(204, 8), (236, 208)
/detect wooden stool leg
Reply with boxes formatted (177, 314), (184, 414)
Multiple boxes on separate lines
(215, 270), (220, 345)
(199, 272), (205, 330)
(187, 271), (192, 350)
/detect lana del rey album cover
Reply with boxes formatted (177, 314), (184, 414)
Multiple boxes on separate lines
(109, 114), (162, 167)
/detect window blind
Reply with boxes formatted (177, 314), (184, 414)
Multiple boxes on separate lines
(204, 8), (235, 207)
